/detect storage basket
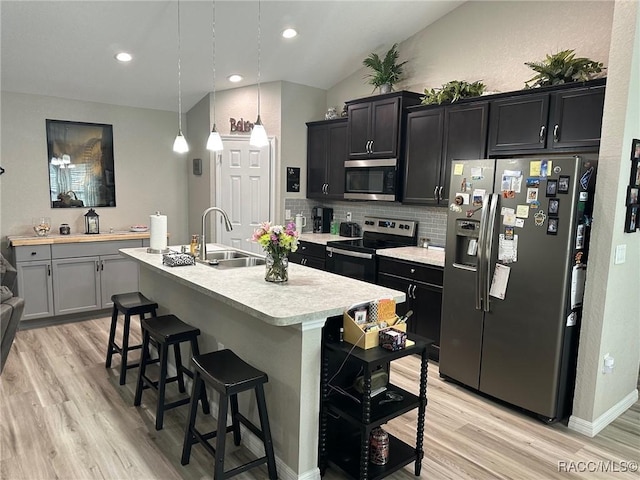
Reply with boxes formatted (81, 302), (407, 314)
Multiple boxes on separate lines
(343, 310), (407, 350)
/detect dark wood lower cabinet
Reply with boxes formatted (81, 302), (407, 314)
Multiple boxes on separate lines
(377, 257), (443, 361)
(289, 241), (326, 270)
(319, 330), (430, 480)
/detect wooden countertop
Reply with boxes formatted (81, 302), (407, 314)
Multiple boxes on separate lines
(8, 231), (155, 246)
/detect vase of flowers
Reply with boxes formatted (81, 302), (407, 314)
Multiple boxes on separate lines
(252, 221), (299, 283)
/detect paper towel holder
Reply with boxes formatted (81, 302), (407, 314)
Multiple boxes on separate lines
(147, 211), (170, 254)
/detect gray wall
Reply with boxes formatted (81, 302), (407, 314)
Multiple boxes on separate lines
(0, 92), (190, 256)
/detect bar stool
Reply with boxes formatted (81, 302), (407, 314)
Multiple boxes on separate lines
(134, 314), (210, 430)
(105, 292), (158, 385)
(181, 349), (278, 480)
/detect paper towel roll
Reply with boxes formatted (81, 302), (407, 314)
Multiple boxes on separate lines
(149, 213), (167, 252)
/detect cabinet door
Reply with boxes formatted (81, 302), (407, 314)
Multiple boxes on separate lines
(52, 257), (101, 315)
(412, 282), (442, 360)
(376, 273), (411, 325)
(307, 123), (328, 198)
(347, 102), (372, 158)
(403, 108), (444, 204)
(100, 254), (139, 308)
(370, 97), (400, 158)
(16, 261), (54, 320)
(303, 255), (326, 271)
(488, 93), (549, 154)
(549, 87), (604, 150)
(325, 121), (347, 199)
(441, 101), (489, 205)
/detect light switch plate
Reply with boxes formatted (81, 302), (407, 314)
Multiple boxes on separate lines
(614, 244), (626, 264)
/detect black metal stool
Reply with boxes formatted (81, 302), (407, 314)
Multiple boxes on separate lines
(134, 314), (210, 430)
(105, 292), (158, 385)
(181, 349), (278, 480)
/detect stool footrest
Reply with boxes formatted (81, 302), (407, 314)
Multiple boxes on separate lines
(236, 413), (264, 441)
(224, 457), (269, 479)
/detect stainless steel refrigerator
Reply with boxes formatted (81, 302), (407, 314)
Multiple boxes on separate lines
(439, 156), (597, 422)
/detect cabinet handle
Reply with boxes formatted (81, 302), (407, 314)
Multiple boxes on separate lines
(411, 284), (417, 299)
(47, 265), (51, 276)
(101, 261), (104, 271)
(410, 268), (416, 274)
(369, 140), (374, 153)
(553, 124), (559, 142)
(539, 125), (546, 143)
(301, 246), (307, 251)
(438, 186), (444, 201)
(96, 261), (100, 272)
(433, 186), (439, 199)
(31, 251), (37, 256)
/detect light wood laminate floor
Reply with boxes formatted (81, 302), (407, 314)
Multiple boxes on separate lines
(1, 317), (638, 479)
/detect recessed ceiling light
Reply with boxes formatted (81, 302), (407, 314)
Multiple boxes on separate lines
(115, 52), (133, 62)
(228, 74), (243, 83)
(282, 28), (298, 39)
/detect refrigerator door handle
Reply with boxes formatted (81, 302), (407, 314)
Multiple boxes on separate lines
(482, 193), (500, 312)
(453, 263), (476, 272)
(476, 194), (491, 310)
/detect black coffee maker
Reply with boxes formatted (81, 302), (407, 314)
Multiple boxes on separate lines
(312, 207), (333, 233)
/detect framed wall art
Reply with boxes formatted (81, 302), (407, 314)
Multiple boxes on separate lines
(47, 119), (116, 208)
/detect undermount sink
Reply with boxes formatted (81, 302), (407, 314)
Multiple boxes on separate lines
(197, 250), (265, 268)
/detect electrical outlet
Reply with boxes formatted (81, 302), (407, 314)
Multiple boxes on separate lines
(603, 353), (615, 374)
(285, 209), (291, 220)
(346, 212), (352, 221)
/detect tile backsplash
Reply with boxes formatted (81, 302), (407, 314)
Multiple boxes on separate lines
(285, 198), (447, 246)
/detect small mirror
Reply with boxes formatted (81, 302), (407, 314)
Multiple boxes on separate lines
(47, 119), (116, 208)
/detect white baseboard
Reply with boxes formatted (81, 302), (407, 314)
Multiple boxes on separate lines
(568, 388), (638, 437)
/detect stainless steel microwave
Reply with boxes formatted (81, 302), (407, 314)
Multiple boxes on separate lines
(343, 159), (398, 201)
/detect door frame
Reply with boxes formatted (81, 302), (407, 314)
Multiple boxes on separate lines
(214, 135), (277, 244)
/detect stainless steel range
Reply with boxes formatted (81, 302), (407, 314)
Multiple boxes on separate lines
(326, 216), (418, 283)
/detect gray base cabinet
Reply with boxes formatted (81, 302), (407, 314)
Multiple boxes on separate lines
(16, 260), (54, 320)
(14, 239), (144, 321)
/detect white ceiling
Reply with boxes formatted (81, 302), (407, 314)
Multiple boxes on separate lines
(1, 0), (463, 112)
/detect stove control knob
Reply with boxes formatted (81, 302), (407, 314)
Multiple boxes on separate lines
(404, 224), (410, 229)
(399, 224), (404, 229)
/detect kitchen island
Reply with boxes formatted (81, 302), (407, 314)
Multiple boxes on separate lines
(119, 245), (405, 480)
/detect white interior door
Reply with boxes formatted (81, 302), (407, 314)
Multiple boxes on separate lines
(215, 136), (273, 254)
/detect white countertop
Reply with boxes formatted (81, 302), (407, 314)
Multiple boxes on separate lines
(298, 232), (358, 245)
(120, 244), (405, 327)
(9, 231), (153, 246)
(377, 246), (446, 268)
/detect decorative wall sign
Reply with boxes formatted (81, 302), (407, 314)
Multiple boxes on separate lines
(229, 117), (254, 133)
(286, 167), (300, 192)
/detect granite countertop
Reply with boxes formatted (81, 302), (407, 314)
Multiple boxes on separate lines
(120, 244), (405, 327)
(298, 233), (358, 245)
(377, 246), (446, 268)
(8, 231), (153, 246)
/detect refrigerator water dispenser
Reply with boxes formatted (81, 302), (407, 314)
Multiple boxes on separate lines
(455, 219), (480, 266)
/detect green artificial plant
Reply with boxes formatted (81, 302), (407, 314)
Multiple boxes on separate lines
(421, 80), (486, 105)
(362, 43), (408, 92)
(524, 49), (605, 88)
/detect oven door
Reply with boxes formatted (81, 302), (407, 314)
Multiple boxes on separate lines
(326, 246), (377, 283)
(344, 159), (397, 201)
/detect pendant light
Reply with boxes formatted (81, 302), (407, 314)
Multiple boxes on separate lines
(206, 0), (223, 151)
(173, 0), (189, 153)
(249, 0), (269, 147)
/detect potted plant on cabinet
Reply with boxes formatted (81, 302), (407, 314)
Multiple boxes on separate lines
(362, 43), (407, 94)
(421, 80), (486, 105)
(524, 49), (605, 88)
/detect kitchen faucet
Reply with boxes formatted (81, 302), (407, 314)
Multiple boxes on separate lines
(200, 207), (233, 260)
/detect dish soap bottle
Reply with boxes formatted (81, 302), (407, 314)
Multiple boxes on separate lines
(190, 234), (199, 256)
(330, 215), (339, 235)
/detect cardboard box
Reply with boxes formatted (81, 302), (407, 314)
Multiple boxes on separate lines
(343, 311), (407, 350)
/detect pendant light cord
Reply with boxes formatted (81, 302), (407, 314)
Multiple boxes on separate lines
(211, 0), (217, 127)
(257, 0), (261, 117)
(177, 0), (183, 132)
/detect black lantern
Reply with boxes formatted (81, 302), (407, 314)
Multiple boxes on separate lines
(84, 208), (100, 234)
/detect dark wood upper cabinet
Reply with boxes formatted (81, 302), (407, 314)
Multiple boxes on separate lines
(488, 79), (605, 155)
(403, 107), (444, 204)
(403, 101), (488, 205)
(306, 119), (347, 200)
(346, 91), (421, 160)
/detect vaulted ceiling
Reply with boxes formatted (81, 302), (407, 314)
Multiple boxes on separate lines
(1, 1), (463, 112)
